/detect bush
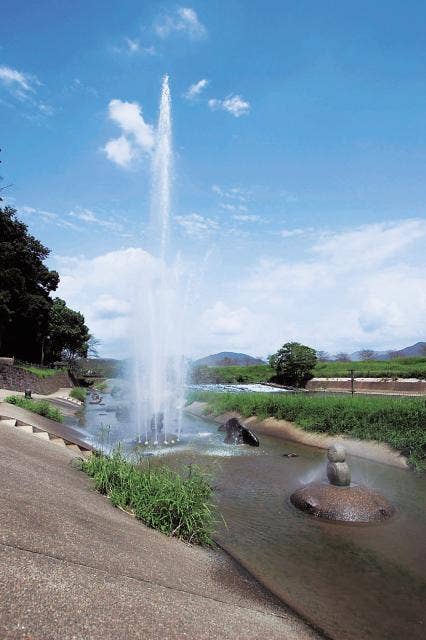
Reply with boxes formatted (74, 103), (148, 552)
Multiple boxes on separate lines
(80, 450), (217, 545)
(187, 391), (426, 472)
(268, 342), (317, 387)
(70, 387), (87, 402)
(4, 395), (64, 422)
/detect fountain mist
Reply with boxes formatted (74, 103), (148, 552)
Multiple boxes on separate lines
(131, 75), (187, 446)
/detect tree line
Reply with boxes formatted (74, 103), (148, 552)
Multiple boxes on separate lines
(0, 204), (90, 365)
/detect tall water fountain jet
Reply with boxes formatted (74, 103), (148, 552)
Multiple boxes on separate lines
(131, 75), (187, 446)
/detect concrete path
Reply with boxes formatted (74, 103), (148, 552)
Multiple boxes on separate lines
(0, 387), (81, 416)
(0, 422), (320, 640)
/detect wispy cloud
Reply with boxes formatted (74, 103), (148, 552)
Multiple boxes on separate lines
(113, 38), (156, 56)
(175, 213), (219, 238)
(69, 208), (122, 232)
(233, 214), (261, 222)
(208, 94), (250, 117)
(155, 7), (206, 39)
(0, 64), (53, 116)
(184, 78), (209, 100)
(20, 206), (79, 230)
(103, 99), (155, 168)
(280, 228), (306, 238)
(0, 65), (39, 97)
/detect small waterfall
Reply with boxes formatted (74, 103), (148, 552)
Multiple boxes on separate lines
(131, 75), (187, 446)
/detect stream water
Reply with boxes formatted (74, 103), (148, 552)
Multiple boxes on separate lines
(72, 391), (426, 640)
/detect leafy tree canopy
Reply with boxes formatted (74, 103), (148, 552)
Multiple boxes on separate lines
(268, 341), (317, 387)
(0, 205), (90, 364)
(0, 205), (59, 360)
(48, 297), (90, 363)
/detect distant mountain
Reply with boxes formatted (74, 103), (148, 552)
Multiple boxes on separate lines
(350, 342), (426, 361)
(193, 352), (267, 367)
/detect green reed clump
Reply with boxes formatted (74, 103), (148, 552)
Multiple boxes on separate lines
(187, 391), (426, 471)
(5, 395), (64, 422)
(70, 387), (87, 402)
(80, 450), (216, 545)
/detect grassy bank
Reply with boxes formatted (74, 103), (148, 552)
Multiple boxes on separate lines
(4, 395), (63, 422)
(187, 391), (426, 471)
(80, 450), (216, 545)
(315, 357), (426, 379)
(190, 357), (426, 384)
(70, 387), (87, 402)
(19, 365), (59, 378)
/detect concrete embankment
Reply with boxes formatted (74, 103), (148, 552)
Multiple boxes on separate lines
(186, 401), (409, 469)
(0, 420), (319, 640)
(0, 363), (73, 394)
(306, 377), (426, 395)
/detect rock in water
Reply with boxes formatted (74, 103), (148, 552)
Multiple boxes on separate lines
(220, 417), (259, 447)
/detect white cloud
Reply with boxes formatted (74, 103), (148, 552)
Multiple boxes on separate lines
(184, 78), (209, 100)
(103, 99), (155, 168)
(238, 218), (426, 354)
(104, 135), (136, 168)
(0, 65), (38, 95)
(208, 94), (250, 117)
(69, 208), (122, 231)
(114, 38), (156, 56)
(155, 7), (206, 39)
(280, 228), (306, 238)
(0, 64), (53, 116)
(54, 249), (160, 356)
(233, 214), (261, 222)
(20, 205), (80, 230)
(51, 219), (426, 358)
(175, 213), (219, 238)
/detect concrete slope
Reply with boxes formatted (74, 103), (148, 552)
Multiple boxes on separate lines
(0, 424), (319, 640)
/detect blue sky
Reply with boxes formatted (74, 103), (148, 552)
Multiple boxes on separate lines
(1, 1), (425, 358)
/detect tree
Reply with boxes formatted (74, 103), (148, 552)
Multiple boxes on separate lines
(268, 342), (317, 387)
(334, 352), (350, 362)
(316, 350), (330, 362)
(359, 349), (376, 361)
(48, 298), (90, 364)
(0, 205), (59, 360)
(87, 335), (101, 358)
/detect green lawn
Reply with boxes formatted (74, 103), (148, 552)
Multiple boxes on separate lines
(187, 391), (426, 471)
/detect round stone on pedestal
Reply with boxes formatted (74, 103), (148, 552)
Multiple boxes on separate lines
(327, 461), (351, 486)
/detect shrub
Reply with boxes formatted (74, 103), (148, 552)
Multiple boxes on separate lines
(80, 450), (217, 545)
(70, 387), (87, 402)
(4, 395), (64, 422)
(268, 342), (317, 387)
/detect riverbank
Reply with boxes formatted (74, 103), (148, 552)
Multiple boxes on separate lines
(0, 418), (319, 640)
(186, 395), (422, 469)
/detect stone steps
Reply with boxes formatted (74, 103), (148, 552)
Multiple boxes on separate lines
(0, 415), (92, 458)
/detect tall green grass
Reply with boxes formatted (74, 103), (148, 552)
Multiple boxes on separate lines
(80, 450), (216, 545)
(19, 365), (59, 378)
(4, 395), (64, 422)
(187, 391), (426, 471)
(70, 387), (87, 402)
